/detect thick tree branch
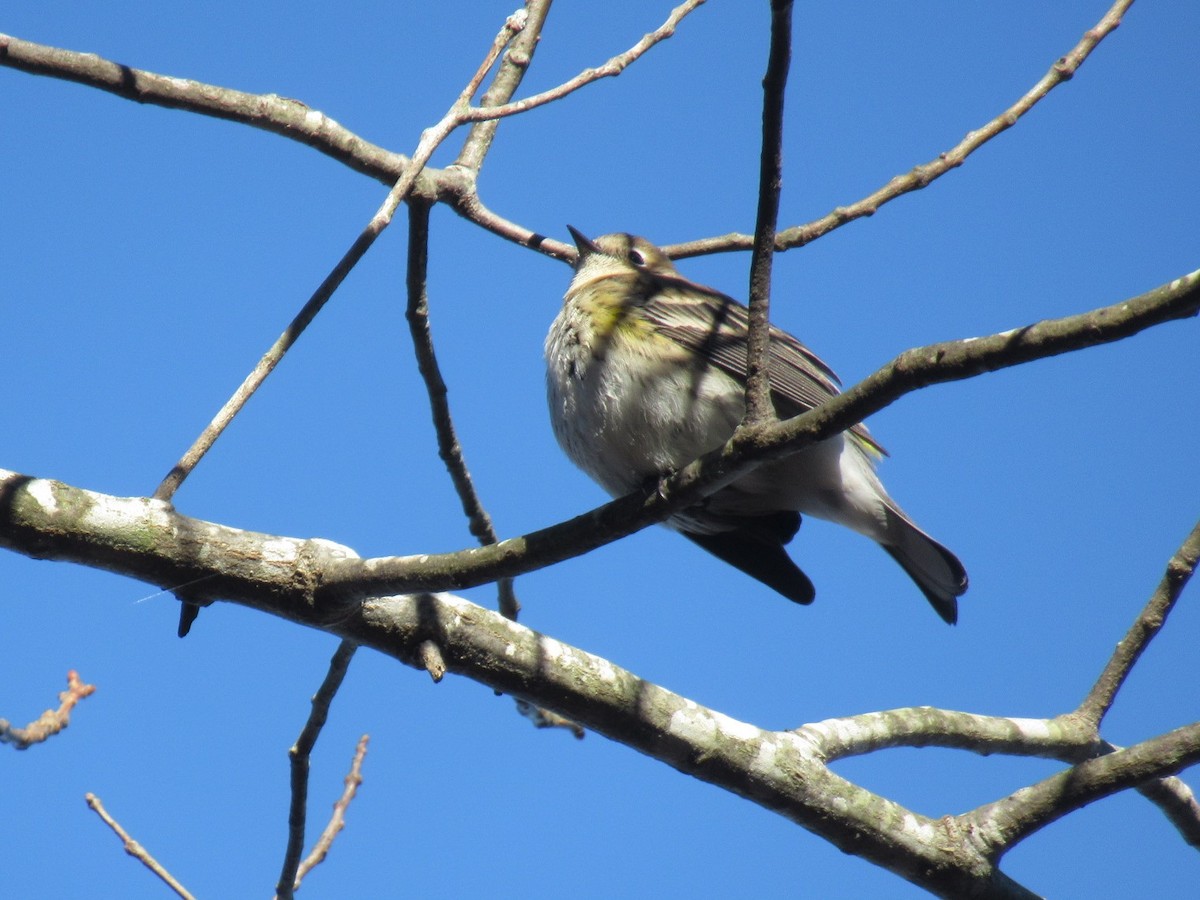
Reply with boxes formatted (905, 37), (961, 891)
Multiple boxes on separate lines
(3, 467), (1195, 896)
(968, 723), (1200, 859)
(801, 707), (1101, 763)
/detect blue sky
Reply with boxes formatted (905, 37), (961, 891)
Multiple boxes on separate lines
(2, 2), (1198, 897)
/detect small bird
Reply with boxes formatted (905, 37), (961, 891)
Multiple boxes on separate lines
(545, 228), (968, 623)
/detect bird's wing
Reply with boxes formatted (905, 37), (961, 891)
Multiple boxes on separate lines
(642, 274), (885, 454)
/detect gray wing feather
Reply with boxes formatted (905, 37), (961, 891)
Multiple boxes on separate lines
(643, 274), (883, 452)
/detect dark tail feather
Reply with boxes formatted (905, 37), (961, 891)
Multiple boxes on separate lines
(683, 527), (815, 605)
(881, 508), (968, 625)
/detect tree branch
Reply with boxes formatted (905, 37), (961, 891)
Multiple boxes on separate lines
(290, 734), (369, 894)
(86, 793), (195, 900)
(0, 670), (96, 750)
(326, 266), (1200, 596)
(1, 270), (1193, 604)
(454, 0), (554, 175)
(0, 2), (706, 265)
(967, 723), (1200, 859)
(742, 0), (792, 426)
(3, 467), (1194, 897)
(405, 200), (518, 619)
(665, 0), (1136, 259)
(276, 639), (358, 900)
(1076, 517), (1200, 727)
(152, 11), (529, 504)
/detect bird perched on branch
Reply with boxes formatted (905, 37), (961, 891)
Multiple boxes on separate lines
(545, 228), (967, 623)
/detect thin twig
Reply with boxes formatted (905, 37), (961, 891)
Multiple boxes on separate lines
(289, 734), (370, 895)
(0, 670), (95, 750)
(742, 0), (792, 426)
(153, 12), (528, 504)
(405, 182), (518, 621)
(276, 639), (358, 900)
(0, 2), (705, 265)
(460, 0), (707, 126)
(85, 793), (196, 900)
(455, 0), (554, 174)
(666, 0), (1136, 259)
(1077, 517), (1200, 727)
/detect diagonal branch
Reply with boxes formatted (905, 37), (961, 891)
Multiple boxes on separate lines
(457, 0), (707, 126)
(86, 793), (195, 900)
(967, 722), (1200, 860)
(1075, 517), (1200, 728)
(0, 2), (706, 265)
(665, 0), (1136, 259)
(455, 0), (554, 175)
(322, 266), (1200, 596)
(153, 11), (529, 504)
(0, 32), (410, 186)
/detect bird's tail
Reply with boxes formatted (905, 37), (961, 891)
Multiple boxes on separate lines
(881, 504), (968, 624)
(681, 511), (815, 605)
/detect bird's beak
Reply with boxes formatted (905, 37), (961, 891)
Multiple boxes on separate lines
(567, 225), (601, 265)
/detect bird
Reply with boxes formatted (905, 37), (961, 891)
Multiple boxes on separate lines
(544, 227), (968, 623)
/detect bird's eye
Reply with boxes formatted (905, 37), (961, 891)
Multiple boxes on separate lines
(628, 249), (647, 267)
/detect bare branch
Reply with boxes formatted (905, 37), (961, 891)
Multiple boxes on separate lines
(455, 0), (554, 174)
(418, 640), (447, 683)
(153, 12), (529, 505)
(460, 0), (708, 125)
(742, 0), (792, 426)
(0, 2), (703, 266)
(289, 735), (370, 895)
(4, 470), (1193, 896)
(967, 723), (1200, 859)
(1137, 775), (1200, 849)
(85, 793), (196, 900)
(799, 707), (1099, 763)
(0, 32), (410, 185)
(1077, 517), (1200, 727)
(276, 640), (358, 900)
(405, 200), (518, 617)
(0, 670), (95, 750)
(665, 0), (1135, 259)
